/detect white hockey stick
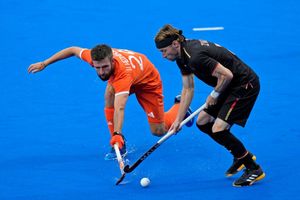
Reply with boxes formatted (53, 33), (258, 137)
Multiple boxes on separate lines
(114, 143), (126, 185)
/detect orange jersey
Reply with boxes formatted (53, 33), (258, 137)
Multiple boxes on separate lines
(80, 48), (162, 95)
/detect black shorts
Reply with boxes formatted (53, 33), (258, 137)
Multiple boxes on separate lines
(204, 78), (260, 127)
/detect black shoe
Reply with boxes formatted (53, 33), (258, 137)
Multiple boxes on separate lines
(225, 153), (256, 177)
(233, 166), (265, 187)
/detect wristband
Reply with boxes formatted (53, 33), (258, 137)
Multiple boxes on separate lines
(113, 131), (122, 136)
(210, 90), (220, 99)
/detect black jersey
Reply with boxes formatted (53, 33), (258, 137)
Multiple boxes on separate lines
(176, 40), (258, 87)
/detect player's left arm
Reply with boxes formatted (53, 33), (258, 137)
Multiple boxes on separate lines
(207, 63), (233, 106)
(212, 63), (233, 92)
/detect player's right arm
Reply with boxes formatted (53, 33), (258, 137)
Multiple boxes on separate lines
(27, 46), (84, 73)
(169, 74), (194, 132)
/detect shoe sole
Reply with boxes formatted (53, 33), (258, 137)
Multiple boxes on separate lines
(232, 172), (266, 187)
(226, 155), (257, 177)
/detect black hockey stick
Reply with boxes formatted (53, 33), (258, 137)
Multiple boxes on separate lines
(123, 103), (206, 173)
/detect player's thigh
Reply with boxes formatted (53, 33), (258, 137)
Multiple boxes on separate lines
(136, 88), (164, 124)
(196, 110), (215, 125)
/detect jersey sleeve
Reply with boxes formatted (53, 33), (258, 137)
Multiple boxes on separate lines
(109, 69), (133, 96)
(79, 49), (93, 66)
(190, 52), (218, 75)
(176, 60), (193, 75)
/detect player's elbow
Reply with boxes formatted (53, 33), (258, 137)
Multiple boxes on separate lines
(225, 69), (233, 81)
(67, 46), (83, 57)
(227, 72), (233, 81)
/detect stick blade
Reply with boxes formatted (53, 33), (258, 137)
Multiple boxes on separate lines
(115, 173), (126, 185)
(123, 165), (132, 173)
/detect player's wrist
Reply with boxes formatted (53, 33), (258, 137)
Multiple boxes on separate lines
(210, 90), (220, 99)
(113, 131), (122, 136)
(41, 61), (47, 68)
(111, 132), (124, 148)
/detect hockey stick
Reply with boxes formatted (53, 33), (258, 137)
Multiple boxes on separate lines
(123, 103), (206, 174)
(114, 143), (126, 185)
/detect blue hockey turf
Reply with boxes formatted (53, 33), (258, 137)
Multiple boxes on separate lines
(1, 0), (299, 199)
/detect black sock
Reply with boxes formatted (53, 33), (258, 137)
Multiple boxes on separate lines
(197, 124), (259, 170)
(240, 152), (259, 170)
(208, 130), (247, 159)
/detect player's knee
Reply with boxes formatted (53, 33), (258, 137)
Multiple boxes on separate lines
(196, 122), (214, 134)
(150, 125), (165, 137)
(212, 124), (228, 133)
(212, 119), (231, 133)
(151, 131), (164, 137)
(149, 122), (166, 137)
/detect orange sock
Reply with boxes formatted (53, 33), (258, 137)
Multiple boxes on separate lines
(104, 107), (114, 137)
(164, 103), (180, 130)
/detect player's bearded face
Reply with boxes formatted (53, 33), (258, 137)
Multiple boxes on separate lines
(93, 57), (114, 81)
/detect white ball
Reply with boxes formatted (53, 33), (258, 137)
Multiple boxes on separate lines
(140, 177), (150, 187)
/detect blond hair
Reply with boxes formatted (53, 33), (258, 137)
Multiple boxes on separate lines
(154, 24), (185, 45)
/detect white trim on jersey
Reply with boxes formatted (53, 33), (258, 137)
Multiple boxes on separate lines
(115, 91), (130, 96)
(79, 49), (87, 59)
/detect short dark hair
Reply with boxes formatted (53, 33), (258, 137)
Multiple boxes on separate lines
(91, 44), (113, 61)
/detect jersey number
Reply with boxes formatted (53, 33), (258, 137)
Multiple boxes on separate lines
(118, 49), (143, 71)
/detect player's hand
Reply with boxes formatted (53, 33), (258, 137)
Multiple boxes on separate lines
(110, 134), (124, 149)
(169, 119), (182, 134)
(206, 95), (218, 107)
(28, 62), (46, 74)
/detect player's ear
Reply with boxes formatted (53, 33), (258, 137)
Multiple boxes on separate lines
(172, 40), (179, 48)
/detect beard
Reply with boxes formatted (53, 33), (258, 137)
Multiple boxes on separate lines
(98, 74), (109, 81)
(98, 70), (113, 81)
(99, 75), (109, 81)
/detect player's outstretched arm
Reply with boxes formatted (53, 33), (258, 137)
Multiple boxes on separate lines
(27, 46), (84, 74)
(109, 93), (129, 150)
(171, 74), (194, 132)
(113, 93), (129, 134)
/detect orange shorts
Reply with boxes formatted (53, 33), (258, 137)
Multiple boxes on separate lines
(134, 84), (164, 124)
